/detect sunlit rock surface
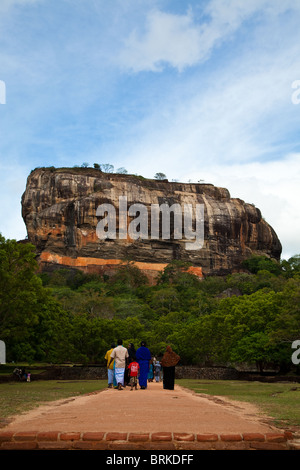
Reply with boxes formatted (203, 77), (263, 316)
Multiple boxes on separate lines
(21, 167), (282, 278)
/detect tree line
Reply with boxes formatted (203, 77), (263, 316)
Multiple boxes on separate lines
(80, 162), (167, 181)
(0, 233), (299, 373)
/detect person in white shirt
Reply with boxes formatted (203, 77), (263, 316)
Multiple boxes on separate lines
(109, 339), (129, 390)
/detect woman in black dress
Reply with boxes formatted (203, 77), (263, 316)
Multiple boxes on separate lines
(161, 345), (180, 390)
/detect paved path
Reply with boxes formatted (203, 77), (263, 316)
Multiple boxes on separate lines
(2, 381), (278, 435)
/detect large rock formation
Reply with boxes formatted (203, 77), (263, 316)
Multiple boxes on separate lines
(21, 167), (282, 279)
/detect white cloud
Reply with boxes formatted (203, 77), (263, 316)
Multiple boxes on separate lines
(0, 163), (28, 241)
(0, 0), (299, 261)
(119, 9), (203, 72)
(184, 154), (300, 260)
(119, 0), (300, 73)
(112, 38), (300, 174)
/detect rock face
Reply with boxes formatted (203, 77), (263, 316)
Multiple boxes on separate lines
(21, 167), (282, 278)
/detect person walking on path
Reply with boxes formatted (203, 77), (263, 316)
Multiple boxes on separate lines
(127, 359), (140, 391)
(161, 345), (180, 390)
(148, 359), (154, 382)
(104, 343), (115, 388)
(154, 360), (161, 382)
(124, 343), (136, 386)
(136, 341), (151, 389)
(108, 339), (129, 390)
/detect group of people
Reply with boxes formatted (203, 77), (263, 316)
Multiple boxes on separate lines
(13, 367), (31, 382)
(104, 340), (180, 391)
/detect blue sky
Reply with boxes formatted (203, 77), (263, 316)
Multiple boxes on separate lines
(0, 0), (300, 259)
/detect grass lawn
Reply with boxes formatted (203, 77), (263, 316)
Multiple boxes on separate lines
(178, 379), (300, 430)
(0, 379), (107, 426)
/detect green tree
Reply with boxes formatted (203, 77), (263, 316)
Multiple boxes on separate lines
(230, 332), (279, 373)
(0, 235), (73, 362)
(154, 172), (167, 180)
(113, 295), (152, 322)
(148, 287), (180, 315)
(269, 278), (300, 345)
(100, 163), (114, 173)
(0, 236), (41, 351)
(242, 255), (281, 275)
(116, 167), (128, 174)
(280, 255), (300, 278)
(107, 262), (149, 294)
(28, 296), (73, 363)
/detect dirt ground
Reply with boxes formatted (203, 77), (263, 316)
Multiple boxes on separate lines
(2, 381), (281, 435)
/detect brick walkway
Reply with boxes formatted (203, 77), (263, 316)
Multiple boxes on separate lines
(0, 382), (297, 450)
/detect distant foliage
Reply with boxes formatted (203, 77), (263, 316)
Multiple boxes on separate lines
(116, 167), (128, 174)
(154, 172), (167, 180)
(100, 163), (114, 173)
(1, 234), (299, 372)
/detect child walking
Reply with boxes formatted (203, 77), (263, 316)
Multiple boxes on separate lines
(128, 360), (140, 391)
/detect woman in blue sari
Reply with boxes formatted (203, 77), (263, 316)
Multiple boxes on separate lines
(136, 341), (151, 389)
